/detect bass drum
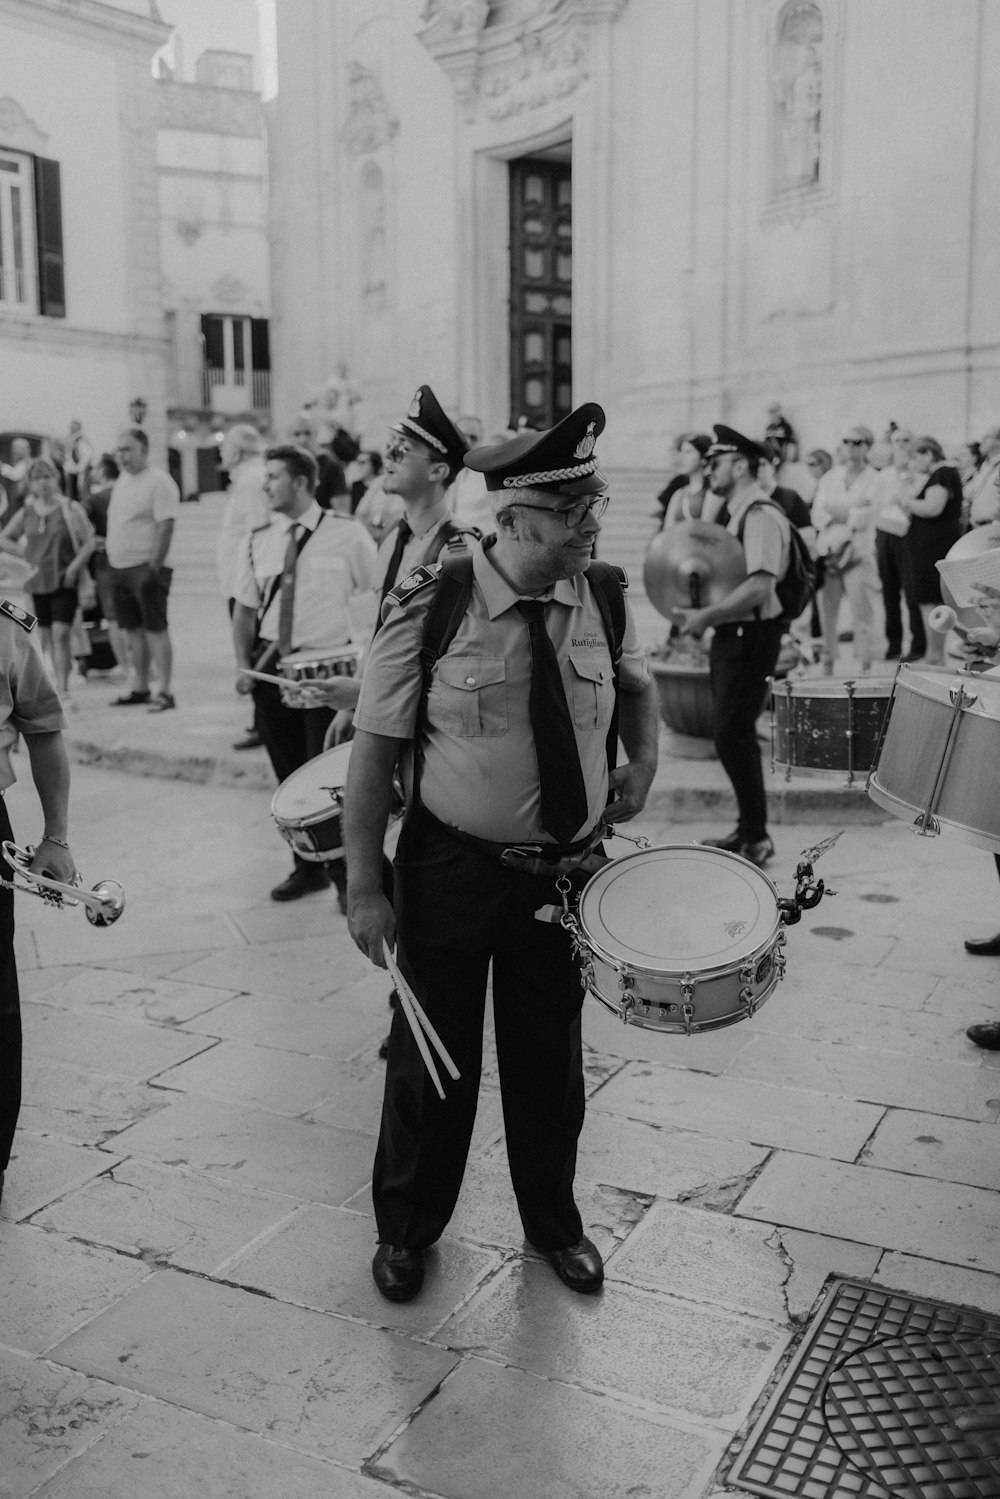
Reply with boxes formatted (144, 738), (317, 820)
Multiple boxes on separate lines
(868, 666), (1000, 854)
(575, 845), (786, 1034)
(770, 677), (892, 787)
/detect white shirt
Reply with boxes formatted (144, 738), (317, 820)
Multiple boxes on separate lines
(107, 465), (181, 568)
(216, 456), (269, 600)
(234, 501), (377, 651)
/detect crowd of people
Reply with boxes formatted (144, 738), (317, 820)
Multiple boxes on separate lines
(654, 407), (998, 673)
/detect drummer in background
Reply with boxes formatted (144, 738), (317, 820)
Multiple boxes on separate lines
(673, 424), (791, 869)
(343, 403), (658, 1303)
(0, 597), (77, 1208)
(231, 444), (376, 905)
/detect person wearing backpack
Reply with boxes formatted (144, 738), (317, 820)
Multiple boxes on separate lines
(343, 404), (659, 1304)
(673, 424), (793, 869)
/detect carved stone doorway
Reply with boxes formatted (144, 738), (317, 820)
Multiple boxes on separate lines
(508, 156), (572, 431)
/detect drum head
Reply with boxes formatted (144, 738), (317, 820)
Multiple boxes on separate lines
(897, 665), (1000, 715)
(578, 845), (779, 975)
(271, 742), (353, 821)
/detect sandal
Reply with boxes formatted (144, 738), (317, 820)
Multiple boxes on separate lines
(147, 692), (176, 713)
(112, 690), (151, 705)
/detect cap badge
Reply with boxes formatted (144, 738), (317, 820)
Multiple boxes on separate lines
(574, 422), (596, 460)
(408, 391), (422, 419)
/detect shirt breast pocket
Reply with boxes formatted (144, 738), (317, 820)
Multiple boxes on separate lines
(432, 656), (508, 737)
(570, 653), (614, 730)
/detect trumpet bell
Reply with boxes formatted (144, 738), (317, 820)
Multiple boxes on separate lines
(86, 881), (126, 927)
(2, 842), (126, 927)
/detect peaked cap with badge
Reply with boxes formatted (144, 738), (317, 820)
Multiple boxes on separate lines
(464, 402), (607, 496)
(391, 385), (469, 470)
(707, 424), (767, 465)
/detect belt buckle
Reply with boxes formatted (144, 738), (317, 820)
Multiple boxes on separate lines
(500, 844), (543, 872)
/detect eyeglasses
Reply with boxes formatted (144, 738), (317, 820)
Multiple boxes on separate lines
(842, 437), (868, 446)
(384, 436), (431, 463)
(506, 494), (610, 528)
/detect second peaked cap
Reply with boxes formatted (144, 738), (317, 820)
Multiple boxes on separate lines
(391, 385), (469, 469)
(464, 403), (607, 495)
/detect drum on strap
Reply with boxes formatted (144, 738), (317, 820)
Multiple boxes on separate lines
(574, 845), (787, 1034)
(867, 666), (1000, 854)
(280, 646), (361, 684)
(770, 677), (892, 788)
(271, 743), (405, 863)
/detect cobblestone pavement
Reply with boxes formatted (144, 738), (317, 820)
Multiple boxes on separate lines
(2, 498), (998, 1497)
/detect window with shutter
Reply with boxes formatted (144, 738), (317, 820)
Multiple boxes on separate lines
(0, 150), (37, 311)
(33, 156), (65, 318)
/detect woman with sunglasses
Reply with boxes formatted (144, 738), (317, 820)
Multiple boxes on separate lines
(811, 426), (882, 674)
(0, 458), (94, 697)
(899, 437), (964, 666)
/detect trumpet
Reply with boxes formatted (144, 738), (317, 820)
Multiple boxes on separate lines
(1, 841), (126, 927)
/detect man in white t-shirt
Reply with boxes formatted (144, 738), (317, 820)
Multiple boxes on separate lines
(107, 428), (181, 711)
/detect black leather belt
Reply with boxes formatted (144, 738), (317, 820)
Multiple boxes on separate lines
(423, 809), (607, 877)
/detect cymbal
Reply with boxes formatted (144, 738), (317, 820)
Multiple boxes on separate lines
(644, 520), (747, 617)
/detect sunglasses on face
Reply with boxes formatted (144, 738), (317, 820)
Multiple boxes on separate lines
(507, 494), (610, 528)
(384, 437), (436, 464)
(842, 437), (868, 446)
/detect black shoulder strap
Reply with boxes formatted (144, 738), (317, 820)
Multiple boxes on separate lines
(424, 517), (481, 565)
(410, 552), (475, 810)
(585, 560), (628, 772)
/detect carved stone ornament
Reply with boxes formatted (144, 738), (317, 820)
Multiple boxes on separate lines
(419, 0), (628, 123)
(341, 62), (400, 156)
(0, 96), (49, 153)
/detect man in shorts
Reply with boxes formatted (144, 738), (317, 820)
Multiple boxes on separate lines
(107, 429), (180, 712)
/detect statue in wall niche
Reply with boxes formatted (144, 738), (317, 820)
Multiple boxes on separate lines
(342, 61), (399, 155)
(360, 160), (389, 310)
(772, 3), (823, 191)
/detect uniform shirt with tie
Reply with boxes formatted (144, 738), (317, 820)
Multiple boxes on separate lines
(355, 539), (650, 844)
(372, 512), (464, 598)
(233, 501), (377, 651)
(704, 487), (790, 622)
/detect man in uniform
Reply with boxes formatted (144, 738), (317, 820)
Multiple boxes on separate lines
(675, 424), (791, 868)
(0, 597), (76, 1207)
(343, 403), (660, 1303)
(231, 444), (376, 903)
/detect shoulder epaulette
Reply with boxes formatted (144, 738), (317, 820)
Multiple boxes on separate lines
(442, 524), (481, 551)
(384, 562), (441, 612)
(0, 598), (37, 632)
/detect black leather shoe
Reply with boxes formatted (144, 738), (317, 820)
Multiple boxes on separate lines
(965, 933), (1000, 957)
(232, 730), (262, 751)
(544, 1236), (604, 1293)
(372, 1243), (424, 1301)
(701, 830), (743, 853)
(742, 837), (775, 868)
(270, 866), (331, 902)
(966, 1021), (1000, 1049)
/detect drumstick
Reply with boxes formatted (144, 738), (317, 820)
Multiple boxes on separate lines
(382, 940), (460, 1087)
(383, 945), (444, 1100)
(239, 667), (294, 688)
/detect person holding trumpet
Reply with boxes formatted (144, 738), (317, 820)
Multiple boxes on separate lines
(343, 404), (659, 1304)
(231, 444), (376, 904)
(0, 597), (76, 1208)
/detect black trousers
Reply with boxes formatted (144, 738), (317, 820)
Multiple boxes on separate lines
(373, 809), (588, 1252)
(252, 681), (344, 889)
(0, 797), (21, 1172)
(709, 619), (785, 845)
(875, 531), (925, 658)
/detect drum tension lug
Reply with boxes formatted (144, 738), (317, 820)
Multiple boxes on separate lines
(739, 985), (756, 1018)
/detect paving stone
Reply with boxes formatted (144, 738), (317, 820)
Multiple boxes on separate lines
(28, 904), (244, 967)
(227, 898), (349, 945)
(378, 1356), (723, 1499)
(605, 1201), (790, 1322)
(107, 1094), (375, 1205)
(175, 936), (372, 1002)
(31, 1158), (296, 1273)
(153, 1038), (356, 1116)
(20, 1057), (168, 1146)
(27, 967), (239, 1025)
(1, 1136), (120, 1221)
(436, 1259), (788, 1422)
(576, 1110), (769, 1200)
(874, 1252), (1000, 1317)
(738, 1153), (1000, 1272)
(751, 981), (969, 1052)
(590, 1062), (883, 1159)
(727, 1031), (999, 1118)
(0, 1348), (140, 1499)
(22, 1002), (215, 1081)
(29, 1399), (364, 1499)
(52, 1270), (458, 1466)
(179, 991), (388, 1061)
(224, 1203), (500, 1337)
(0, 1222), (150, 1354)
(16, 963), (91, 997)
(862, 1107), (1000, 1189)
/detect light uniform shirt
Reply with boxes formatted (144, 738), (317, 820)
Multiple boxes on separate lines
(0, 605), (65, 790)
(106, 466), (181, 568)
(355, 538), (650, 844)
(372, 511), (467, 597)
(234, 501), (377, 651)
(704, 487), (790, 622)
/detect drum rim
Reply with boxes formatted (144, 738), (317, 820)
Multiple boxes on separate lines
(270, 743), (353, 821)
(770, 678), (893, 701)
(770, 760), (875, 785)
(577, 843), (781, 975)
(867, 776), (1000, 856)
(892, 665), (999, 712)
(587, 983), (777, 1033)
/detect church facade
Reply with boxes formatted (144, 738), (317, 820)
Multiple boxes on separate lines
(269, 0), (1000, 560)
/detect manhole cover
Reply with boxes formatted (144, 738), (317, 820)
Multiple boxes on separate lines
(729, 1280), (1000, 1499)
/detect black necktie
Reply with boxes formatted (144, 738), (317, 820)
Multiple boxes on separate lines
(518, 599), (589, 845)
(276, 524), (300, 655)
(374, 519), (412, 635)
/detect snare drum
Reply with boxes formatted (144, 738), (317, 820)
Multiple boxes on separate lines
(270, 743), (354, 863)
(574, 845), (786, 1034)
(280, 646), (361, 683)
(770, 677), (892, 787)
(868, 666), (1000, 854)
